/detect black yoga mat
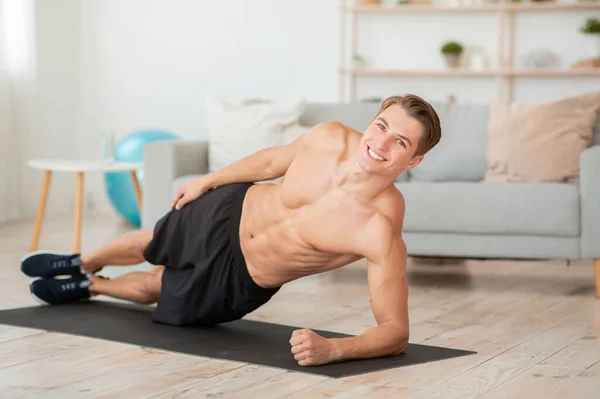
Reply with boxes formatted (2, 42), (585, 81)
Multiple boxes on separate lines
(0, 300), (475, 378)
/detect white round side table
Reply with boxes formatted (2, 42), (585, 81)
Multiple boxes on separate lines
(28, 159), (144, 253)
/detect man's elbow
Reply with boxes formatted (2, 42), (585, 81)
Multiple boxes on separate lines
(383, 322), (409, 355)
(265, 160), (283, 180)
(391, 331), (409, 355)
(264, 148), (289, 180)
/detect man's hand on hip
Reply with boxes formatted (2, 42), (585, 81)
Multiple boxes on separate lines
(171, 177), (211, 210)
(289, 328), (338, 366)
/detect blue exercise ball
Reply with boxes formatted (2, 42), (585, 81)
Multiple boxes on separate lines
(104, 129), (180, 227)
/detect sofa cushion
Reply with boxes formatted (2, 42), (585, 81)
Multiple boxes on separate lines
(396, 181), (579, 237)
(405, 101), (489, 182)
(299, 102), (381, 132)
(205, 95), (305, 173)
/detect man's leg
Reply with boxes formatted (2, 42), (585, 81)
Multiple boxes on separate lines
(25, 228), (165, 306)
(21, 228), (154, 278)
(29, 265), (164, 306)
(87, 265), (164, 305)
(80, 228), (153, 273)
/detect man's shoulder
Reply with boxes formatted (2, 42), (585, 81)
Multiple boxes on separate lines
(305, 121), (361, 148)
(376, 187), (406, 235)
(362, 210), (407, 261)
(310, 120), (354, 135)
(356, 188), (407, 261)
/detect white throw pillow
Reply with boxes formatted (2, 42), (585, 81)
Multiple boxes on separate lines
(205, 95), (306, 173)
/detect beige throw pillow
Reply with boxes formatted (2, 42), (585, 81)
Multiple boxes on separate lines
(484, 91), (600, 183)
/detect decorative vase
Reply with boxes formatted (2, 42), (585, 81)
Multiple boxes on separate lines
(579, 33), (600, 59)
(587, 34), (600, 58)
(443, 53), (461, 68)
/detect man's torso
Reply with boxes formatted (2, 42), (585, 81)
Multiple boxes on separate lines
(238, 122), (404, 288)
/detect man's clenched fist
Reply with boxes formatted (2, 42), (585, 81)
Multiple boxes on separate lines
(289, 328), (337, 366)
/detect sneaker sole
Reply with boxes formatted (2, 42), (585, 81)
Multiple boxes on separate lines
(20, 250), (80, 279)
(28, 277), (50, 306)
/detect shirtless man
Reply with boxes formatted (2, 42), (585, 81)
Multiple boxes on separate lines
(21, 94), (441, 366)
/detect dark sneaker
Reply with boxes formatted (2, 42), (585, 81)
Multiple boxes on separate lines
(29, 274), (92, 305)
(21, 251), (83, 278)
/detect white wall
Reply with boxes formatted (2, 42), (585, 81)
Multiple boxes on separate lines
(22, 0), (81, 220)
(28, 0), (600, 217)
(78, 0), (341, 144)
(78, 0), (340, 212)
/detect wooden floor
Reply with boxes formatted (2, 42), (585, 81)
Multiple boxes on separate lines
(1, 212), (599, 398)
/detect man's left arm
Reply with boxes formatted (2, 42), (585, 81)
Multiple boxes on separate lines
(289, 218), (409, 366)
(329, 232), (409, 361)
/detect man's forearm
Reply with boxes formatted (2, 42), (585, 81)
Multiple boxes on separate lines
(329, 322), (408, 362)
(204, 147), (281, 188)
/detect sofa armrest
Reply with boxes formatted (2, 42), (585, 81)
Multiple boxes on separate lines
(141, 140), (209, 228)
(580, 144), (600, 258)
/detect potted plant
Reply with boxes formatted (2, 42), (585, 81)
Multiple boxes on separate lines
(353, 54), (367, 68)
(580, 17), (600, 58)
(441, 41), (463, 68)
(580, 17), (600, 35)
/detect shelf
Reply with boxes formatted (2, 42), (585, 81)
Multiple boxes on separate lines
(346, 1), (600, 13)
(339, 0), (600, 102)
(508, 1), (600, 10)
(507, 68), (600, 76)
(340, 67), (600, 77)
(348, 3), (501, 12)
(340, 67), (504, 76)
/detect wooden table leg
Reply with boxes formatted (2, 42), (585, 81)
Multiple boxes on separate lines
(30, 170), (52, 251)
(130, 170), (143, 214)
(73, 172), (84, 253)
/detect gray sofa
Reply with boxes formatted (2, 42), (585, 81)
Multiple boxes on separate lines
(142, 101), (600, 296)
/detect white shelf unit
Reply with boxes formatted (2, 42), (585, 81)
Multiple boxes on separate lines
(339, 0), (600, 102)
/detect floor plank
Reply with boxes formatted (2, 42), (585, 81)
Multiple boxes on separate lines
(149, 365), (290, 398)
(480, 366), (598, 399)
(90, 358), (245, 399)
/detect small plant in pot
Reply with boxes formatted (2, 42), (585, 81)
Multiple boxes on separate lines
(579, 17), (600, 58)
(441, 41), (464, 68)
(580, 17), (600, 35)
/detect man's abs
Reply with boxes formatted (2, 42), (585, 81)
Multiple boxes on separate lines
(239, 183), (362, 288)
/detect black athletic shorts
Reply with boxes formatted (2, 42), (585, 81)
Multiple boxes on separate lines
(143, 182), (280, 326)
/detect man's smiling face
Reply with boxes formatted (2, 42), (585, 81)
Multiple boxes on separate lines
(358, 103), (425, 177)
